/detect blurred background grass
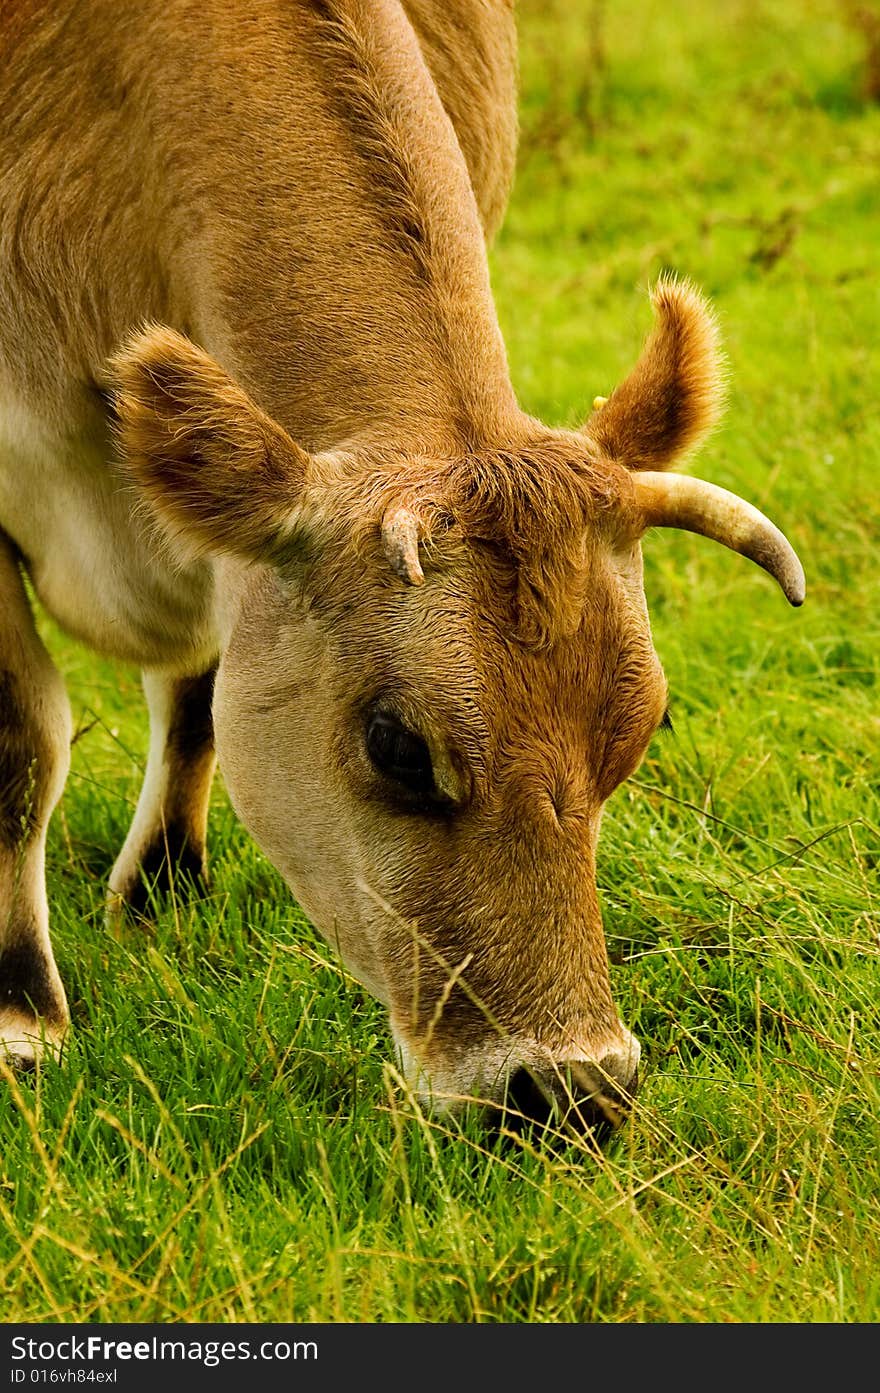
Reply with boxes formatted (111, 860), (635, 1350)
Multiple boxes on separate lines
(2, 0), (878, 1322)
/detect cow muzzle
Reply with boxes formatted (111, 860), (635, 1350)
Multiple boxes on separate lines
(393, 1027), (641, 1141)
(501, 1047), (640, 1139)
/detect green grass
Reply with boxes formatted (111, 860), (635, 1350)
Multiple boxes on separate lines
(3, 0), (879, 1322)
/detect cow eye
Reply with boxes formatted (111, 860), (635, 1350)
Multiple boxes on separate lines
(365, 710), (435, 795)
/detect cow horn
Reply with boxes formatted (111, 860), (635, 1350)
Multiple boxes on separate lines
(382, 505), (424, 586)
(632, 471), (805, 606)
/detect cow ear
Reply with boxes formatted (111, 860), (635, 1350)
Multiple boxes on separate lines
(584, 277), (725, 471)
(110, 325), (323, 564)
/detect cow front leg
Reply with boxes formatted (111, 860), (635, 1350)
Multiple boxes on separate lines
(108, 667), (217, 918)
(0, 537), (71, 1066)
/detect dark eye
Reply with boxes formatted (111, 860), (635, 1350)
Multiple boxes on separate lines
(365, 710), (435, 794)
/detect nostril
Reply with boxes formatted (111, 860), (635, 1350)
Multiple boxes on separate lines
(504, 1066), (558, 1129)
(501, 1058), (637, 1141)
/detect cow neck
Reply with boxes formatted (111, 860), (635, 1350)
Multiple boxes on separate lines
(175, 1), (518, 456)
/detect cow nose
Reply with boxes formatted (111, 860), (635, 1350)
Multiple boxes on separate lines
(503, 1053), (639, 1139)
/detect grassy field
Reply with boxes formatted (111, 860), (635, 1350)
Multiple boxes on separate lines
(2, 0), (879, 1323)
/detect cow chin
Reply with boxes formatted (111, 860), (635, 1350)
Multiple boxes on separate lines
(390, 1024), (642, 1139)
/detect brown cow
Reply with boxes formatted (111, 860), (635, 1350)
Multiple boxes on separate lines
(0, 0), (803, 1129)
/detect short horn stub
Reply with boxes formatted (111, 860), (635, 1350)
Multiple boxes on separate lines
(382, 505), (424, 586)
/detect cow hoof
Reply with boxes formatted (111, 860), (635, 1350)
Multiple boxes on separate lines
(108, 834), (209, 922)
(0, 1011), (66, 1072)
(105, 886), (138, 927)
(105, 846), (210, 924)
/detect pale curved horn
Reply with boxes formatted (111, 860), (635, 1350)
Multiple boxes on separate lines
(632, 471), (805, 606)
(382, 505), (424, 586)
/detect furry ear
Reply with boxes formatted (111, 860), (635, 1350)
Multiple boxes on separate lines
(584, 277), (725, 471)
(110, 325), (316, 563)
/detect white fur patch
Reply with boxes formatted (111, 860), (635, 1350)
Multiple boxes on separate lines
(0, 384), (217, 668)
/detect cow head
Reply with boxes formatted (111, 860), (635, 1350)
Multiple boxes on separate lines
(111, 279), (803, 1132)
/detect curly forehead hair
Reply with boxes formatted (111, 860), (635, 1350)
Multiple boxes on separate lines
(349, 433), (634, 647)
